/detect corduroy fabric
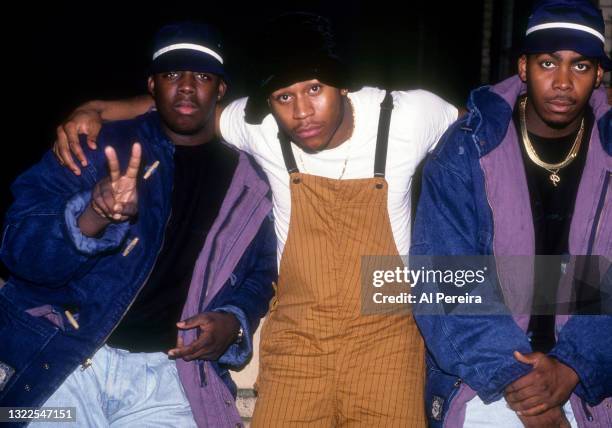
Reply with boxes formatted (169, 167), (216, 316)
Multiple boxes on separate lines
(252, 172), (425, 427)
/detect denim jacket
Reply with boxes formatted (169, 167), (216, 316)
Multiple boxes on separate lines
(0, 112), (276, 427)
(411, 76), (611, 427)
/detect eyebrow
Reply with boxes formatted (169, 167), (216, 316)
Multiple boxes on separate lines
(539, 52), (594, 63)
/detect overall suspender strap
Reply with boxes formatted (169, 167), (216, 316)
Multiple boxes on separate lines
(278, 131), (299, 174)
(374, 91), (394, 178)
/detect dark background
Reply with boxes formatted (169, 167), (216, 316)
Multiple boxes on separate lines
(0, 0), (546, 278)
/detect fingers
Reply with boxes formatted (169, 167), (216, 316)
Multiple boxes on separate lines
(168, 334), (185, 356)
(52, 143), (64, 166)
(64, 122), (88, 167)
(120, 201), (138, 218)
(91, 181), (115, 218)
(169, 333), (216, 361)
(177, 314), (210, 330)
(168, 336), (204, 359)
(516, 403), (550, 417)
(506, 373), (536, 394)
(506, 383), (547, 406)
(101, 182), (118, 216)
(125, 143), (142, 180)
(105, 146), (121, 183)
(85, 121), (101, 150)
(111, 203), (124, 221)
(56, 126), (81, 175)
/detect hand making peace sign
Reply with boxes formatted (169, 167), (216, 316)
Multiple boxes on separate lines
(90, 143), (142, 222)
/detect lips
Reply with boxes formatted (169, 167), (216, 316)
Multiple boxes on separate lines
(174, 100), (199, 115)
(545, 98), (576, 114)
(295, 124), (324, 140)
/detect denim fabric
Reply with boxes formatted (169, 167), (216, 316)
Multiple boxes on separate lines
(411, 77), (611, 427)
(38, 345), (197, 428)
(0, 112), (276, 428)
(464, 396), (577, 428)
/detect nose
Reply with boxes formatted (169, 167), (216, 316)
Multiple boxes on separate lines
(293, 94), (314, 120)
(178, 72), (196, 94)
(552, 67), (573, 92)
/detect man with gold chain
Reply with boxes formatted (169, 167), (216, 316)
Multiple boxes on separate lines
(410, 0), (611, 427)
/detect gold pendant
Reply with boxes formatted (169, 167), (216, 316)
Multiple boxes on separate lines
(549, 172), (560, 187)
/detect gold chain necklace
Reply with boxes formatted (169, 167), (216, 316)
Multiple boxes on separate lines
(519, 96), (584, 187)
(297, 97), (356, 179)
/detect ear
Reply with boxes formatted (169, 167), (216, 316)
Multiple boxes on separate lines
(147, 76), (155, 97)
(216, 79), (227, 101)
(594, 63), (603, 88)
(518, 55), (528, 82)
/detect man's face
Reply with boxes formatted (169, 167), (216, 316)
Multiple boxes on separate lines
(148, 71), (226, 135)
(518, 50), (603, 129)
(268, 79), (345, 152)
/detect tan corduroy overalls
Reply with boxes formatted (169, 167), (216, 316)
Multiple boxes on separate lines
(252, 93), (425, 427)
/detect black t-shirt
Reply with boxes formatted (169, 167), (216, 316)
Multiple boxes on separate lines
(513, 97), (593, 352)
(107, 139), (238, 353)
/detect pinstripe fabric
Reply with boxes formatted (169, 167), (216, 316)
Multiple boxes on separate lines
(252, 172), (425, 427)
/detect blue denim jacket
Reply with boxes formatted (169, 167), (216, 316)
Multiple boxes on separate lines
(0, 112), (276, 427)
(411, 76), (611, 427)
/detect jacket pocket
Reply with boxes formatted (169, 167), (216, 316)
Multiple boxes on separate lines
(0, 295), (58, 396)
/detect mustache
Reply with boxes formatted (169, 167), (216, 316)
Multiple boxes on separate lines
(174, 97), (199, 107)
(293, 122), (324, 132)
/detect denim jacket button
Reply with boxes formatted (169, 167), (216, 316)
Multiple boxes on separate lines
(454, 379), (462, 387)
(24, 384), (31, 392)
(42, 363), (50, 370)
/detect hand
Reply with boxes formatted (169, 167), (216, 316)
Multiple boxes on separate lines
(168, 312), (241, 362)
(54, 108), (103, 175)
(505, 351), (579, 416)
(78, 143), (141, 236)
(517, 405), (571, 428)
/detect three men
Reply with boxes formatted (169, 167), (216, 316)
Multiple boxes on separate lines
(411, 0), (611, 426)
(52, 13), (458, 426)
(0, 22), (275, 427)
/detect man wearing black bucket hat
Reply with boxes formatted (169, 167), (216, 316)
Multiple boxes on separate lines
(51, 12), (458, 426)
(0, 22), (276, 427)
(410, 0), (611, 426)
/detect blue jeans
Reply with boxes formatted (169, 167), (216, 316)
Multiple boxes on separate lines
(37, 345), (197, 427)
(464, 395), (577, 427)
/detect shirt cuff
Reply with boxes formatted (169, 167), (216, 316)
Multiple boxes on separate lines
(212, 305), (252, 368)
(64, 190), (130, 255)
